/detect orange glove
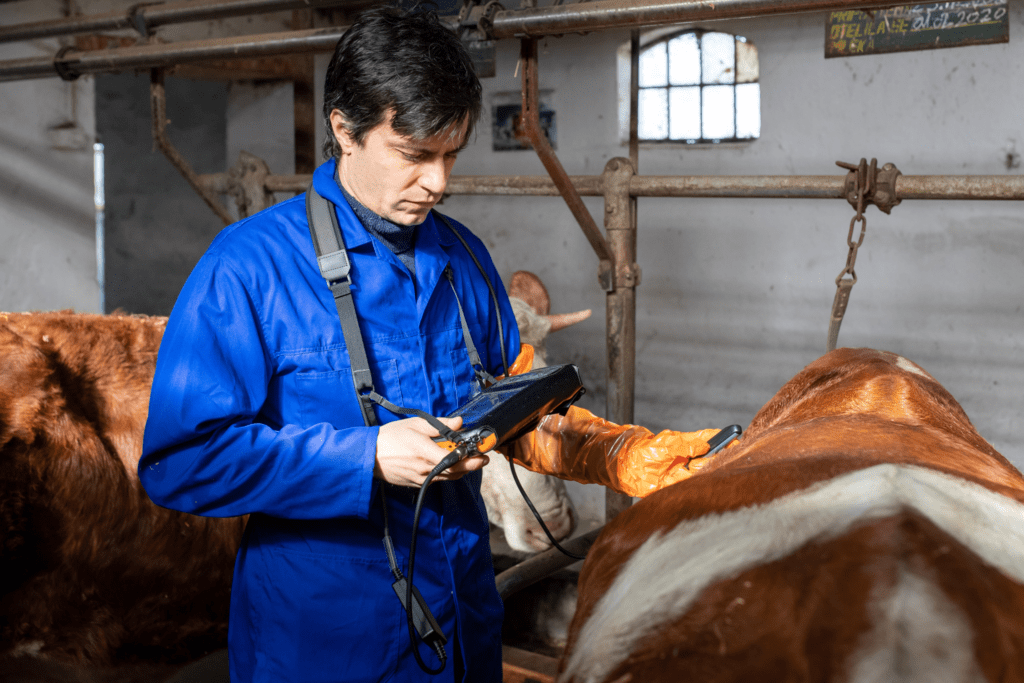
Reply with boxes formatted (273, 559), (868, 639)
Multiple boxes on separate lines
(497, 343), (735, 497)
(503, 408), (727, 497)
(501, 343), (535, 379)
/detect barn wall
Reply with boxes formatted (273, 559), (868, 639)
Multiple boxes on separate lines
(4, 3), (1019, 525)
(0, 1), (100, 313)
(442, 7), (1024, 517)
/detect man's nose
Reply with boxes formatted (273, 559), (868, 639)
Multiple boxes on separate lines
(418, 158), (448, 196)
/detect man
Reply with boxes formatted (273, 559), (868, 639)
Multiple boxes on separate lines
(140, 6), (735, 682)
(140, 8), (515, 681)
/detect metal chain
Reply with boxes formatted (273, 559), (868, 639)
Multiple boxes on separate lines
(827, 158), (874, 352)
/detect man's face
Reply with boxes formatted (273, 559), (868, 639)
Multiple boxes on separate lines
(332, 110), (469, 226)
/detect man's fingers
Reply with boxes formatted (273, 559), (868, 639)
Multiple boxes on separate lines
(400, 415), (464, 438)
(435, 454), (489, 480)
(437, 415), (463, 433)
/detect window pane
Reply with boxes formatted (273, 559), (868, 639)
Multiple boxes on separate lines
(702, 85), (734, 140)
(668, 33), (700, 86)
(639, 41), (667, 87)
(702, 32), (735, 85)
(736, 83), (760, 138)
(669, 86), (700, 140)
(639, 88), (668, 139)
(736, 39), (759, 84)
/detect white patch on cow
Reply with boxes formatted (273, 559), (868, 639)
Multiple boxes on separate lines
(894, 355), (932, 380)
(560, 464), (1024, 683)
(847, 566), (984, 683)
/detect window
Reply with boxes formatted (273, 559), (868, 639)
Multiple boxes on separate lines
(634, 30), (760, 144)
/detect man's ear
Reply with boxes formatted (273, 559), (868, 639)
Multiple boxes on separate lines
(330, 109), (356, 155)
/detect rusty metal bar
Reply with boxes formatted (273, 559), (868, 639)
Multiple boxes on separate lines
(0, 0), (350, 44)
(519, 38), (613, 267)
(0, 26), (344, 82)
(895, 175), (1024, 200)
(225, 172), (1024, 201)
(603, 157), (639, 521)
(495, 528), (601, 599)
(489, 0), (931, 38)
(150, 69), (234, 226)
(629, 30), (640, 174)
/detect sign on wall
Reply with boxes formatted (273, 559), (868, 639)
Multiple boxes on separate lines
(491, 91), (557, 152)
(826, 1), (1009, 58)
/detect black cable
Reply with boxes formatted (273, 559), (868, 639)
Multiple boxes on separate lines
(504, 452), (588, 560)
(434, 211), (509, 377)
(405, 447), (469, 675)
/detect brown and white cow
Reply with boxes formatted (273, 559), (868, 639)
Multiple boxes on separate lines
(560, 348), (1024, 683)
(0, 311), (244, 669)
(483, 271), (591, 555)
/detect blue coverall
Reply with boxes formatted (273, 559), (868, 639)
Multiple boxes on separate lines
(139, 159), (520, 682)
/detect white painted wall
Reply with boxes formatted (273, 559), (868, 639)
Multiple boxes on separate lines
(443, 8), (1024, 519)
(3, 2), (1020, 525)
(0, 1), (99, 313)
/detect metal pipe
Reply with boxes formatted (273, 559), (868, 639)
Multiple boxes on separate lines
(895, 175), (1024, 200)
(603, 157), (638, 521)
(0, 0), (349, 44)
(0, 26), (344, 82)
(495, 528), (602, 599)
(629, 29), (640, 173)
(212, 172), (1024, 200)
(489, 0), (929, 38)
(151, 69), (235, 226)
(519, 38), (613, 266)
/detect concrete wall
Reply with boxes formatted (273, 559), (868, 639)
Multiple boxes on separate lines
(96, 73), (228, 316)
(441, 8), (1024, 519)
(0, 1), (99, 313)
(5, 2), (1020, 523)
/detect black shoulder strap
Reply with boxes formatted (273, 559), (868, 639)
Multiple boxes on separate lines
(305, 183), (379, 428)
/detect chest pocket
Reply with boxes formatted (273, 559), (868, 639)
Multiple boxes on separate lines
(294, 358), (405, 428)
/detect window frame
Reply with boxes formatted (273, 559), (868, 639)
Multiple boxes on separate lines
(624, 28), (760, 146)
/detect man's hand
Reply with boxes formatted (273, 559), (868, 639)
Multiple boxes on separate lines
(375, 416), (489, 487)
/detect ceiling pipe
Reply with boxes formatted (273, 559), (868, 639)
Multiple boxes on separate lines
(488, 0), (929, 38)
(0, 26), (346, 82)
(0, 0), (351, 44)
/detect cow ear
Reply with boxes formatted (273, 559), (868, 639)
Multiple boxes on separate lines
(509, 271), (551, 316)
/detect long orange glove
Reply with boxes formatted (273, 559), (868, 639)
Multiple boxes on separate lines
(499, 344), (734, 498)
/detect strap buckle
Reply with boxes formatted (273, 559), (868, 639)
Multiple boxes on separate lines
(318, 249), (351, 285)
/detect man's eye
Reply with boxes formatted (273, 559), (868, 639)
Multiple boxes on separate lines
(402, 152), (423, 162)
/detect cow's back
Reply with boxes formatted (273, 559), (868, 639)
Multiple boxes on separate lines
(0, 311), (244, 665)
(562, 348), (1024, 683)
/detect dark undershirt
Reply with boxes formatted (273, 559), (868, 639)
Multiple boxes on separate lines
(337, 181), (418, 277)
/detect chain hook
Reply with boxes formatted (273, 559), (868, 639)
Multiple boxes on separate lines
(827, 157), (874, 351)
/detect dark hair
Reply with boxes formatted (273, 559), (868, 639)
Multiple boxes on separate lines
(322, 6), (482, 159)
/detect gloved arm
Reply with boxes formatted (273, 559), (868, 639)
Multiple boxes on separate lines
(499, 343), (732, 498)
(504, 407), (725, 498)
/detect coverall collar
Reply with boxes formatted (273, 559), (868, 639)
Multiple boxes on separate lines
(312, 159), (459, 252)
(312, 160), (462, 321)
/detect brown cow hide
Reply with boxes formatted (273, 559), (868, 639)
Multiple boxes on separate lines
(0, 311), (244, 667)
(562, 348), (1024, 683)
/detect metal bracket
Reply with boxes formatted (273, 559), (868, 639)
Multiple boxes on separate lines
(52, 45), (81, 81)
(127, 3), (154, 38)
(839, 158), (902, 214)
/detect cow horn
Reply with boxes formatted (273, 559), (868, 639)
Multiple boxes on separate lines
(548, 309), (592, 332)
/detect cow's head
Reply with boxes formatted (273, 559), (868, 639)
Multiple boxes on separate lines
(481, 271), (591, 555)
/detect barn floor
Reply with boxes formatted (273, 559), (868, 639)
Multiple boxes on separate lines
(503, 645), (558, 683)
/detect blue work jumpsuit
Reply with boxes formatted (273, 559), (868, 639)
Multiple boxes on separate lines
(139, 159), (520, 682)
